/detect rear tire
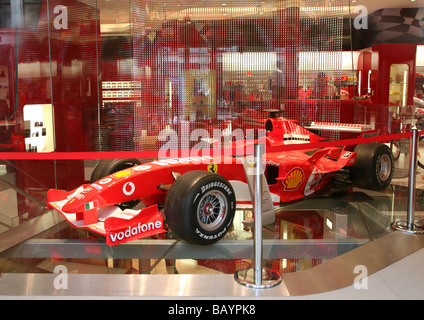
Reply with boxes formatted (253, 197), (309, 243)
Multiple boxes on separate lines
(350, 143), (394, 190)
(165, 171), (236, 245)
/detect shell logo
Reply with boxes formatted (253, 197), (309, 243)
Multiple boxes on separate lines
(113, 170), (132, 178)
(283, 168), (304, 190)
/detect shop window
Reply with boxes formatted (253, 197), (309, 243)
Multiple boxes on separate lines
(2, 0), (384, 282)
(389, 64), (409, 107)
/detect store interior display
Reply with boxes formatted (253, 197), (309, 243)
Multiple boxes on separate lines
(23, 104), (54, 152)
(0, 0), (423, 293)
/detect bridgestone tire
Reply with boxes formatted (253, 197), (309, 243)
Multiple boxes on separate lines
(350, 143), (394, 190)
(165, 171), (236, 245)
(90, 158), (141, 209)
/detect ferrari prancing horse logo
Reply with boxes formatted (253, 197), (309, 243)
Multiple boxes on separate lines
(207, 164), (218, 173)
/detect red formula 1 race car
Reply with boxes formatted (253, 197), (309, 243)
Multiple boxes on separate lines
(47, 115), (394, 246)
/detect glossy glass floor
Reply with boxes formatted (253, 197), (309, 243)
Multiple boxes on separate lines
(1, 182), (415, 276)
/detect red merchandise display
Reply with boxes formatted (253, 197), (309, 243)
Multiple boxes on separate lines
(365, 43), (417, 134)
(0, 1), (100, 221)
(370, 43), (417, 107)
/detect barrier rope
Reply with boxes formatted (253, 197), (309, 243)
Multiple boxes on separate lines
(1, 129), (422, 160)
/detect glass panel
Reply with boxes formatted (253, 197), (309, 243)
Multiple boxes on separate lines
(389, 64), (409, 108)
(0, 160), (48, 233)
(0, 0), (412, 280)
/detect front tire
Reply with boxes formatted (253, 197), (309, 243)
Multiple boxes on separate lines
(165, 171), (236, 245)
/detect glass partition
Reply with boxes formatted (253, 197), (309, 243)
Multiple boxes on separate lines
(389, 64), (409, 108)
(0, 0), (418, 280)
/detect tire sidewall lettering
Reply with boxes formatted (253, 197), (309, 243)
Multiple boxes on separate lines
(195, 226), (228, 240)
(200, 181), (233, 196)
(192, 178), (235, 240)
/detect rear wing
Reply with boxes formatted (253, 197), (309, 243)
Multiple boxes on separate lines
(303, 122), (373, 133)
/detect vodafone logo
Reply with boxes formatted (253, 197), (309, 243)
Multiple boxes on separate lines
(104, 205), (166, 245)
(123, 182), (135, 196)
(108, 220), (163, 244)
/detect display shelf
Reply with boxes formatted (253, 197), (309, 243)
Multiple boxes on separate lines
(9, 237), (367, 260)
(1, 228), (422, 298)
(0, 190), (396, 276)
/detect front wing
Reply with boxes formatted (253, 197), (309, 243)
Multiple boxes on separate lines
(48, 189), (166, 246)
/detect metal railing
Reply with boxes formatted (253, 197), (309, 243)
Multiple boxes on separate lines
(392, 127), (424, 234)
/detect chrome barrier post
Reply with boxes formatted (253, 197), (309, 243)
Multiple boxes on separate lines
(234, 144), (282, 289)
(407, 127), (418, 230)
(392, 127), (424, 234)
(253, 143), (264, 285)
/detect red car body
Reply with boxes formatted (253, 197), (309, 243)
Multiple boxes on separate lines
(47, 116), (379, 246)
